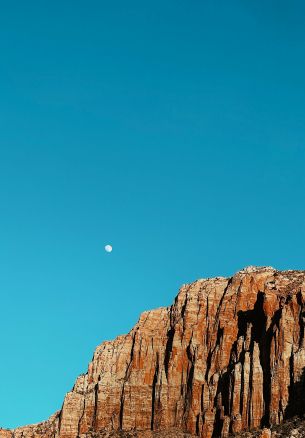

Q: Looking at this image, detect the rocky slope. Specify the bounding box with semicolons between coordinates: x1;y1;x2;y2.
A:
231;415;305;437
2;267;305;438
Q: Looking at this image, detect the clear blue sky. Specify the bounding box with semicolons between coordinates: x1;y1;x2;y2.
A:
1;0;305;429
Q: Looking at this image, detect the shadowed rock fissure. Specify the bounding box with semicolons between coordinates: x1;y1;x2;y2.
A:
164;327;175;379
78;395;86;436
236;292;272;428
151;354;160;431
297;291;305;349
93;381;99;430
119;332;138;429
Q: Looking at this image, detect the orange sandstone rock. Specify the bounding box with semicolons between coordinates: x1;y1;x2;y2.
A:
259;428;271;438
1;267;305;438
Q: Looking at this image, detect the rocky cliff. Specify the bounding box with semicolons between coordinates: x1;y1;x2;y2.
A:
2;267;305;438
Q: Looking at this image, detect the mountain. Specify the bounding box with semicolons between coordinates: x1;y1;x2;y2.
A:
1;266;305;438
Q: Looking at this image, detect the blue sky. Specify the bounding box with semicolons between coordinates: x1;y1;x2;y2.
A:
1;0;305;429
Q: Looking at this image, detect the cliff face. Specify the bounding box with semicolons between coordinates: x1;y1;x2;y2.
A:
2;267;305;438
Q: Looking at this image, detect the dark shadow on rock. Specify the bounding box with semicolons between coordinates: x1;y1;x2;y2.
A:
285;364;305;419
212;291;288;436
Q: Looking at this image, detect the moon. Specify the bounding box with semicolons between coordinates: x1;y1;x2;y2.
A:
105;244;113;253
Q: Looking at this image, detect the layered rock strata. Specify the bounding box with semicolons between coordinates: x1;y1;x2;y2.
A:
2;267;305;438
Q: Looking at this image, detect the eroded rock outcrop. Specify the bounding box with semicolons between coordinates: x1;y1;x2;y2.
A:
2;267;305;438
